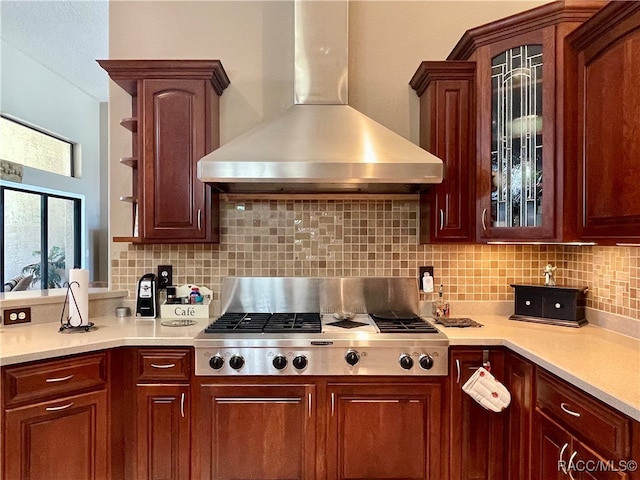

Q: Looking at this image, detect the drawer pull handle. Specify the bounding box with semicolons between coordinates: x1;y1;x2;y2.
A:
45;374;74;383
555;303;562;309
567;451;578;480
560;402;581;417
456;359;461;384
559;443;569;474
46;402;74;412
308;393;312;418
180;393;185;418
151;363;176;369
525;300;531;306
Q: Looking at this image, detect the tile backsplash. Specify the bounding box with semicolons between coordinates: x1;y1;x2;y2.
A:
111;199;638;320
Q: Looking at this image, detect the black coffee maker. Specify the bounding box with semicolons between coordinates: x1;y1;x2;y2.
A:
136;273;158;318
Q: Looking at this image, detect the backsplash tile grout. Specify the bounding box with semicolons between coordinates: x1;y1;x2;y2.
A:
111;199;638;321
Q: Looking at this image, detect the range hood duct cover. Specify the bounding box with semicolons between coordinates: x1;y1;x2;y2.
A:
197;1;443;194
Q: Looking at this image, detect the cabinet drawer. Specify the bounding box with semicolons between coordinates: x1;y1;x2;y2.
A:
542;291;582;321
136;348;191;383
3;352;108;407
514;288;543;317
536;370;630;459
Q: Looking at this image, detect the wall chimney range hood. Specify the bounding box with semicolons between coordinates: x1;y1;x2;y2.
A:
197;1;444;194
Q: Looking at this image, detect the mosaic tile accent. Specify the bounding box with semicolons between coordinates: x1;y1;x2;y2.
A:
111;200;639;321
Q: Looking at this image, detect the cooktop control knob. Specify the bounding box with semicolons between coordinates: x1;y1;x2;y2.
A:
273;355;288;370
209;355;225;370
399;354;414;370
292;355;308;370
345;350;360;366
229;355;245;370
419;354;434;370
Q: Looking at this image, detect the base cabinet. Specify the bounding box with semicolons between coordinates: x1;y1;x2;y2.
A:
136;385;190;480
449;348;506;480
196;382;316;480
326;382;443;480
2;352;109;480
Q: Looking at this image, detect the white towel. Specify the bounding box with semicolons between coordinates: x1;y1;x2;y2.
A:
462;367;511;412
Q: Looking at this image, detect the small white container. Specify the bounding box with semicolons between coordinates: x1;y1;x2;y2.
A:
160;284;213;319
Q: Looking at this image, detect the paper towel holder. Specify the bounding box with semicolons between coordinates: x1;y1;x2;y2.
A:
59;280;95;333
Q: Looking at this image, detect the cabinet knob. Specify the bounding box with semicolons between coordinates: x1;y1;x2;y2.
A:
525;300;531;306
555;302;562;309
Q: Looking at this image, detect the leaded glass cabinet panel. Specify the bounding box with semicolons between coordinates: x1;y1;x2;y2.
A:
491;45;543;229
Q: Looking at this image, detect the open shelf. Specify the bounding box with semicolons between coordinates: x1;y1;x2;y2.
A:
120;117;138;132
119;157;138;168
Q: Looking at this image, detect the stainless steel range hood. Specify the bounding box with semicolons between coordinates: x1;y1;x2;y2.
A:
197;0;443;194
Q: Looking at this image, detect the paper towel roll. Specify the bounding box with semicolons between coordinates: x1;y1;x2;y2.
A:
68;269;89;326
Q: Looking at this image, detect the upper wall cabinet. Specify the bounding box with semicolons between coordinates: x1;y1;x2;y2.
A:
445;1;605;242
567;2;640;245
98;60;230;244
411;62;476;243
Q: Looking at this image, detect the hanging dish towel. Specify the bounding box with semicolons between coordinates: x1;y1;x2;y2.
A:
462;367;511;412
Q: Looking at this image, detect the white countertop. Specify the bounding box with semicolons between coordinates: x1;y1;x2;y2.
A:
0;314;638;421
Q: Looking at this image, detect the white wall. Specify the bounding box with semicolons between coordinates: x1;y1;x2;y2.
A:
107;0;547;255
1;40;108;282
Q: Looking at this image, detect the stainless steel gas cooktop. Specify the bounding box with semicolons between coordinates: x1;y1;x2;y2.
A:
194;277;449;376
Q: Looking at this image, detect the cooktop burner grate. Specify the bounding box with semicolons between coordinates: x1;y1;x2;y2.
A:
370;314;440;333
204;312;321;333
263;313;322;333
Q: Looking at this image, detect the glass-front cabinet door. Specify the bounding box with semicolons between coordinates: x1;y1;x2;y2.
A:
491;45;543;229
478;34;555;241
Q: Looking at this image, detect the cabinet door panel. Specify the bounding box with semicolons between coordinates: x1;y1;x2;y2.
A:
533;411;573;480
327;382;443;480
4;390;108;480
142;78;208;240
505;351;534;480
198;383;315;480
136;385;190;480
575;5;640;241
449;349;505;480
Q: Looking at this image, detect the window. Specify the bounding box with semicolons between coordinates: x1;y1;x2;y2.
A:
1;186;81;290
0;116;74;177
1;116;82;291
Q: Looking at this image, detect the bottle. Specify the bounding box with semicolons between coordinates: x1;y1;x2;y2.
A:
189;287;203;304
432;283;450;317
422;271;434;293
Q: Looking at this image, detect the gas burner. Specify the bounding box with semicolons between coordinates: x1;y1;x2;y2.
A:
326;319;368;329
370;313;440;333
204;312;321;334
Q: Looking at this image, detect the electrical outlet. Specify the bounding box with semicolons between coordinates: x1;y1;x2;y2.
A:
419;266;435;292
3;307;31;325
157;265;173;289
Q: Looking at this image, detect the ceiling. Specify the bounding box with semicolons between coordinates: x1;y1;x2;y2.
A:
1;0;109;102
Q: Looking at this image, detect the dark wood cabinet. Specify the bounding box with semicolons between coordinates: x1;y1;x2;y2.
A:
411;62;476;243
134;348;192;480
136;385;190;480
568;2;640;244
196;382;316;480
532;369;635;480
2;353;109;480
326;381;444;480
98;60;229;243
448;348;506;480
504;350;535;480
444;1;604;242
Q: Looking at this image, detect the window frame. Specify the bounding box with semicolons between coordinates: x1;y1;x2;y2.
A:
1;181;83;290
0;114;75;178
